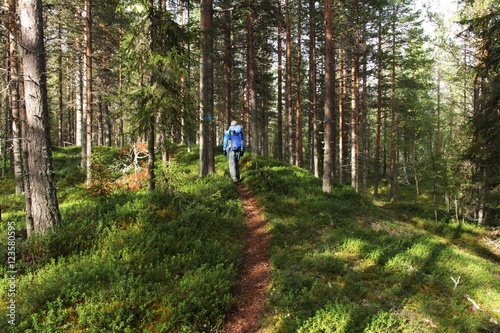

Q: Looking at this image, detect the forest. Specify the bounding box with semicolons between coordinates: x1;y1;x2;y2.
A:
0;0;500;332
1;0;500;230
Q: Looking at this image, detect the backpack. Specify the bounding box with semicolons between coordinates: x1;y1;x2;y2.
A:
228;125;243;151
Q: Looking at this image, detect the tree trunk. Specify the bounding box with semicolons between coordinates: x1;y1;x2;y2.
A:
477;169;486;225
413;139;420;200
148;116;155;192
434;63;442;221
309;0;319;177
84;0;93;186
223;2;232;125
19;0;61;235
22;101;34;236
66;63;73;145
285;0;293;164
338;47;345;184
389;5;397;200
361;53;368;191
2;93;8;178
374;17;382;198
350;0;360;193
277;0;284;161
263;92;269;156
75;28;83;148
6;0;24;195
295;0;303;167
247;5;258;154
199;0;215;177
57;21;64;147
351;50;359;193
323;0;335;193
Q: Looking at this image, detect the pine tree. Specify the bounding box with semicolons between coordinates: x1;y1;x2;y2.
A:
19;0;61;235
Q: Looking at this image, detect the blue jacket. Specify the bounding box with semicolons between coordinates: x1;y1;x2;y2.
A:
223;125;245;152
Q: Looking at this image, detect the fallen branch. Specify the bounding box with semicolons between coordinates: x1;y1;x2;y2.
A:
451;276;460;290
464;294;482;312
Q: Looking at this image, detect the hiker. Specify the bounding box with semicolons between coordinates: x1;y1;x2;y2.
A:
223;120;246;184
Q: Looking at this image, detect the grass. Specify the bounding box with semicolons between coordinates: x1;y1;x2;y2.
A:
0;147;499;332
241;155;500;333
0;146;246;332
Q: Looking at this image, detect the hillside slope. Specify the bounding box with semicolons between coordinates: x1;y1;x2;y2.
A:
0;146;499;332
240;154;500;333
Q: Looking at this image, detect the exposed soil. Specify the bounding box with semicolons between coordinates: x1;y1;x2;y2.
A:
222;185;271;333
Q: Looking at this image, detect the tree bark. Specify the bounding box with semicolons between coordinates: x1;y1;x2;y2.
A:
2;93;8;178
247;5;258;154
350;0;360;193
309;0;319;177
57;21;64;147
433;62;442;220
84;0;93;186
361;53;368;191
148;116;155;192
277;0;284;161
19;0;61;235
223;2;232;126
351;51;359;192
285;0;293;164
199;0;215;177
323;0;335;193
6;0;24;195
374;16;382;198
338;47;346;184
295;0;303;167
75;24;83;148
389;4;397;200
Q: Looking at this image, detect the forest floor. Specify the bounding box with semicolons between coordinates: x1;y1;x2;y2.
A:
222;185;271;333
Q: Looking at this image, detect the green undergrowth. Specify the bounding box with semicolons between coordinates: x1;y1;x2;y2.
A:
0;146;246;332
240;155;500;333
1;147;499;332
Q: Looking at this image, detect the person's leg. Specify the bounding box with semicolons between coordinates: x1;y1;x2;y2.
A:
228;150;238;183
234;152;240;182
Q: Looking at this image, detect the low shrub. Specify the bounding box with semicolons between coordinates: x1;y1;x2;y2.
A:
0;146;246;333
241;153;500;333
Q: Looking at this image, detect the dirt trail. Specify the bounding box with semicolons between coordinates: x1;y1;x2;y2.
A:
222;185;271;333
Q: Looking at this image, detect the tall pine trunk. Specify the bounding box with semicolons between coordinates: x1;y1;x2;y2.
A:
323;0;335;193
223;2;232;125
338;47;346;184
199;0;215;177
277;0;284;161
6;0;24;195
361;53;368;191
350;0;360;193
309;0;319;177
389;5;397;200
148;116;155;192
433;63;442;221
285;0;293;164
19;0;61;236
75;21;83;148
295;0;303;167
2;93;7;178
57;21;64;147
247;5;258;154
84;0;93;186
350;51;360;192
374;17;382;198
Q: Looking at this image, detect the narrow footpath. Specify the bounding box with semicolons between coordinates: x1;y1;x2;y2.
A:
222;185;271;333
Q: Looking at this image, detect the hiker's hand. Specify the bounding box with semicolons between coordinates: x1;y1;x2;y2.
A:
240;151;244;157
223;150;227;157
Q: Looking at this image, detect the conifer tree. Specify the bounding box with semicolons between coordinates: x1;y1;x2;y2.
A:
19;0;61;235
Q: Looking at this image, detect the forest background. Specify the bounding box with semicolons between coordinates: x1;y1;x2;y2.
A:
2;0;500;234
